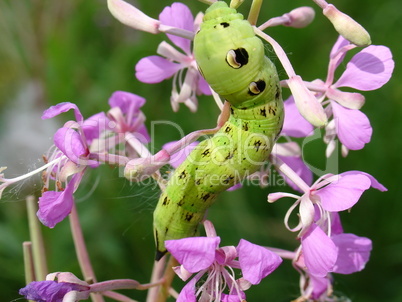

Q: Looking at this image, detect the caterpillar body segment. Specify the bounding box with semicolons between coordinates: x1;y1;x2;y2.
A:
153;1;284;259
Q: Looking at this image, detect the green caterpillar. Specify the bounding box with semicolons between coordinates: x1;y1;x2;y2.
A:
153;1;284;259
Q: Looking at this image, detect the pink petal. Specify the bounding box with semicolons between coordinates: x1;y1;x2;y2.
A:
331;101;372;150
332;233;372;274
315;174;371;212
237;239;282;285
197;75;212;95
82;112;109;144
42;102;83;123
165;237;220;273
329;36;350;68
309;275;331;300
37;175;78;228
330;212;344;235
326;87;365;110
301;224;338;277
282;96;314;137
135;56;182;83
221;291;247;302
54;127;88;165
176;278;197;302
108;91;146;113
340;170;387;192
336;45;394;91
159;3;194;54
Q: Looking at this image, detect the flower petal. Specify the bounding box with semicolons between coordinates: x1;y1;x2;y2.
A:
329;35;350;68
197;74;212;95
340;170;387;191
135;56;182;83
54;127;88;165
315;174;371;212
326;87;365;110
159;3;194;54
165;237;220;273
109;91;146;114
332;233;372;274
331;101;372;150
336;45;394;91
42;102;83;123
237;239;282;284
176;278;197;302
282;96;315;137
331;212;344;235
301;224;338;277
19;280;89;302
37;175;79;228
82;112;109;144
309;275;331;300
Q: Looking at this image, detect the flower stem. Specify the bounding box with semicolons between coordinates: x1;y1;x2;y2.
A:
22;242;36;284
156;256;179;302
26;195;48;280
270;154;310;192
146;258;166;302
248;0;263;25
69;203;104;302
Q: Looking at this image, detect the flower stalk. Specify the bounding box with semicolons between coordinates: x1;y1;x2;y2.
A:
26;196;48;281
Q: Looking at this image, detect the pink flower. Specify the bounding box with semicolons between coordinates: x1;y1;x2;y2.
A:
166;222;282;301
135;3;210;112
306;36;394;156
268;171;385;277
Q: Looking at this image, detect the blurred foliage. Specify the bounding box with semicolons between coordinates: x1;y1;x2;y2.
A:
0;0;401;301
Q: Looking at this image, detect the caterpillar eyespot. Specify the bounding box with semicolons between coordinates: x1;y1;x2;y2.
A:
226;48;249;68
249;80;266;95
153;1;284;259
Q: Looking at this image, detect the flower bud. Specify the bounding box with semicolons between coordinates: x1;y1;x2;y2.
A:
284;6;315;28
323;5;371;47
287;76;328;127
107;0;160;34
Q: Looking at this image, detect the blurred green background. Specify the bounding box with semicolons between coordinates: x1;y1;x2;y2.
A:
0;0;400;301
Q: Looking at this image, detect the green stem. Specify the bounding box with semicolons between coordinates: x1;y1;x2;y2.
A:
248;0;263;25
26;195;48;280
69;203;104;302
146;258;166;302
22;241;36;283
156;256;178;302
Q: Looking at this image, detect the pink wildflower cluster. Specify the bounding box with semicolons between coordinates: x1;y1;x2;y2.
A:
0;0;393;302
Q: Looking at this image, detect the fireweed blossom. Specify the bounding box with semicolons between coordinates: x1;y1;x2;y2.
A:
135;3;211;112
19;272;146;302
290;35;394;156
291;212;372;301
268;170;386;280
0;91;150;228
166;221;282;302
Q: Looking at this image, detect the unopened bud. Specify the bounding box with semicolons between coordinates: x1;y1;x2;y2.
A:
287;76;328;127
284;6;315;28
108;0;160;34
323;5;371;47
